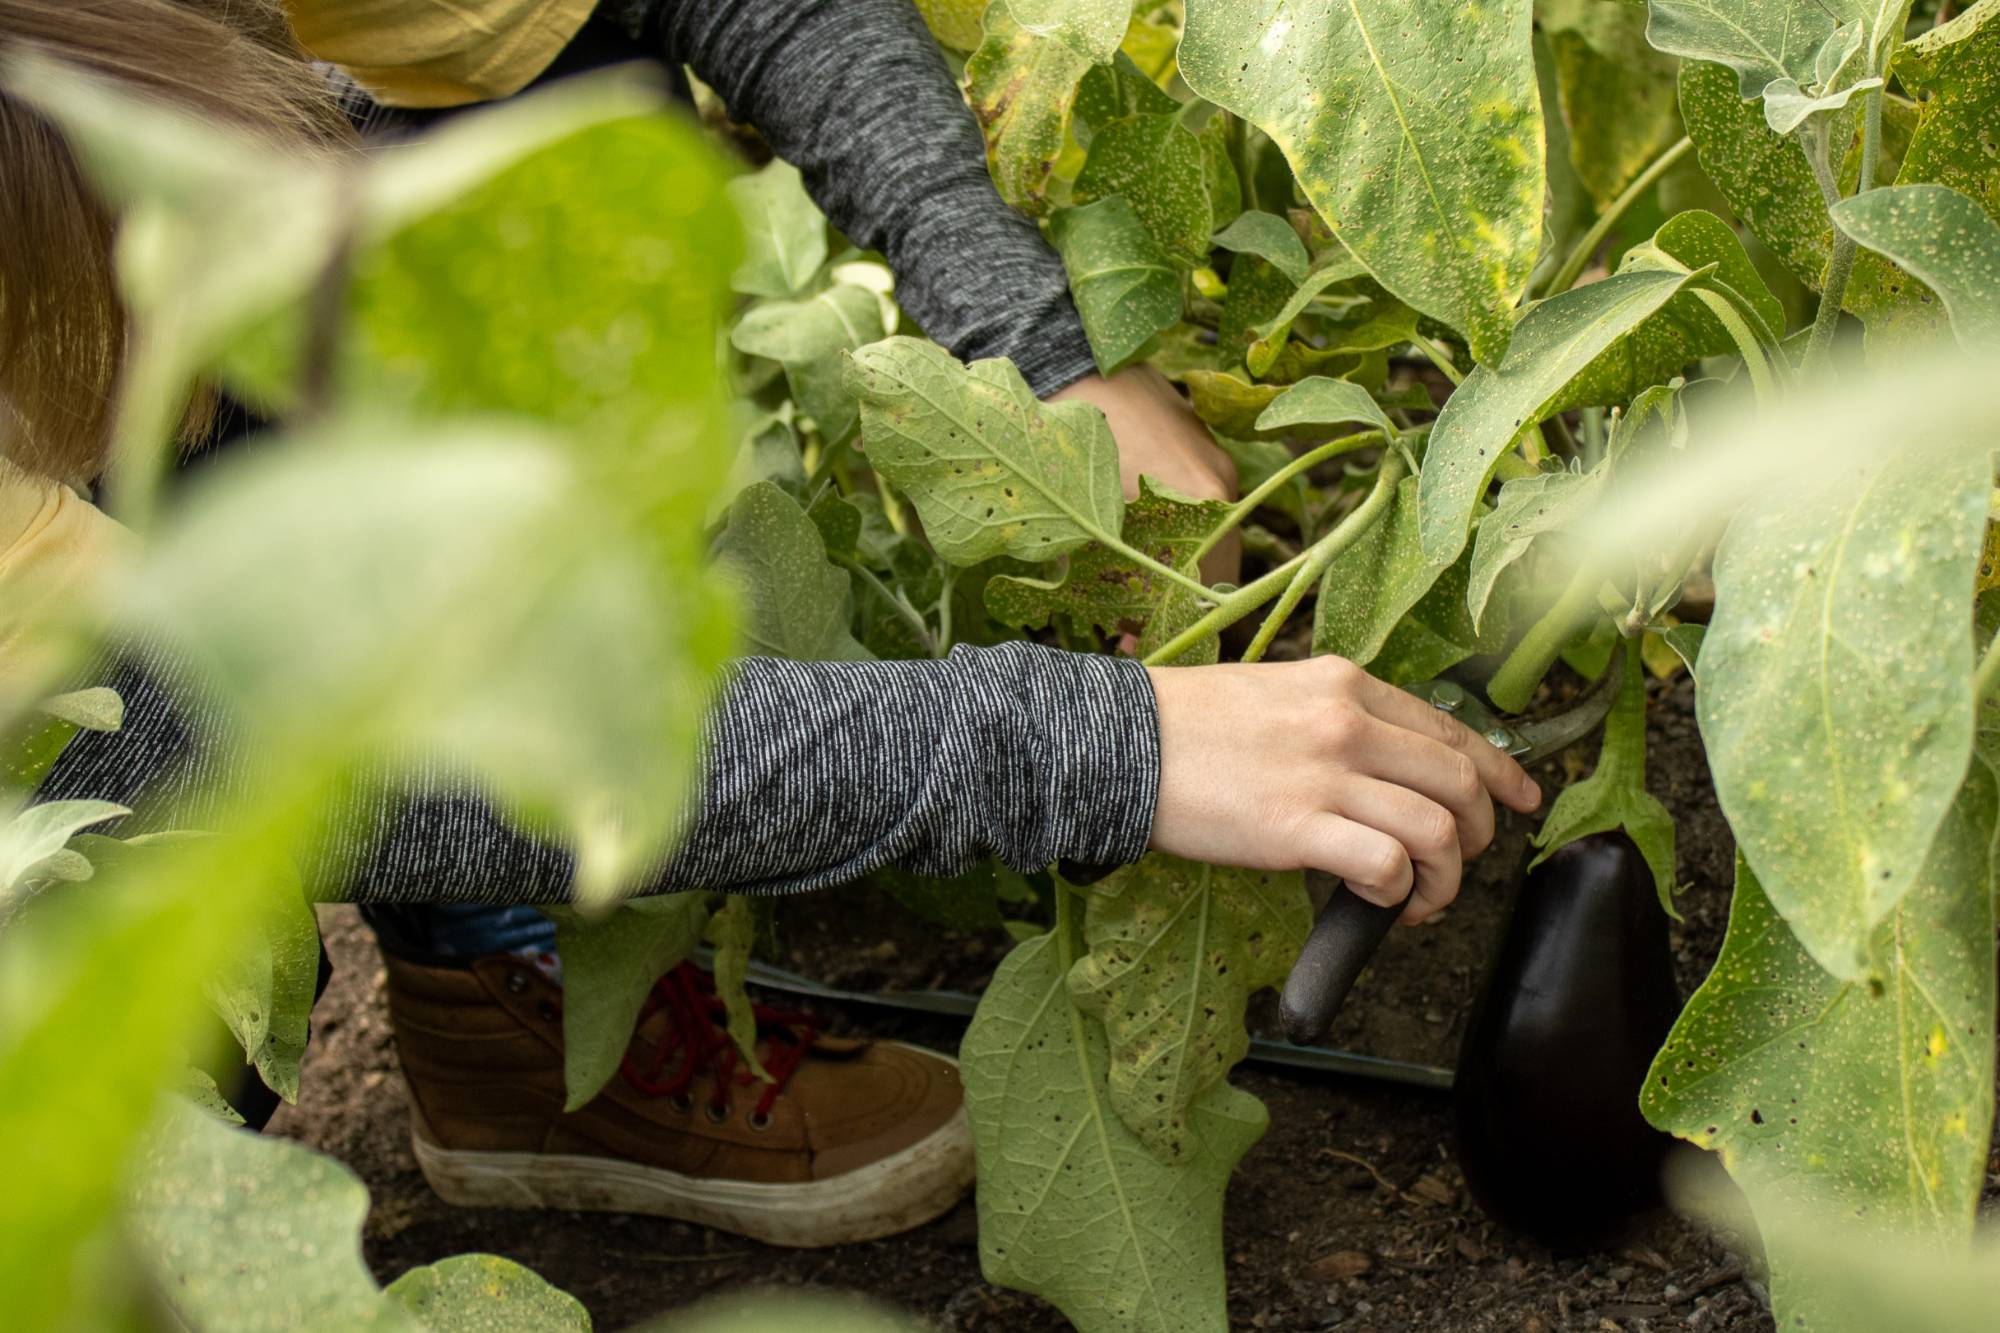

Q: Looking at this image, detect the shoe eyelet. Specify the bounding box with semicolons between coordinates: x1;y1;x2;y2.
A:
505;971;530;995
536;1001;559;1023
747;1110;773;1132
667;1092;694;1113
704;1101;733;1125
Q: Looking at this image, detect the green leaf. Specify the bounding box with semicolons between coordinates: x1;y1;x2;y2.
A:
1466;466;1600;632
714;482;869;661
1255;375;1394;439
387;1255;592;1332
1549;209;1783;413
1181;369;1283;437
1529;640;1679;912
1180;0;1546;365
1313;476;1450;668
1417;268;1696;563
1832;184;2000;348
0;798;126;894
845;338;1125;566
542;893;710;1109
1541;0;1686;208
1661;621;1706;679
963;925;1267;1333
1699;445;1988;978
1077;53;1181;133
704;895;771;1085
1643;764;1995;1332
39;686;123;732
201;867;319;1103
964;11;1094;218
121;422;738;905
1643;0;1839;97
655;1291;922;1333
128;1099;410;1331
1676;59;1931;326
0;830;287;1330
173;1068;246;1126
985;478;1228;638
728;159;827;299
1050;196;1186;374
1211;210;1309;285
874;861;1007;932
730;284;887;441
1003;0;1130;64
1761;74;1883;135
1243;259;1371;376
1895;2;2000;220
1215;253;1296;370
1072;112;1215;264
1067;856;1310;1163
1368;547;1512;687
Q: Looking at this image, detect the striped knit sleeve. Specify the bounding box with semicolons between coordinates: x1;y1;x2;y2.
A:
37;640;1160;903
622;0;1100;397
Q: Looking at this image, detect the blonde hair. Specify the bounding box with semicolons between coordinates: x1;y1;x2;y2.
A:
0;0;352;485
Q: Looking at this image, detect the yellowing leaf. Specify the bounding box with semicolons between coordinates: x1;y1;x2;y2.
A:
1180;0;1546;365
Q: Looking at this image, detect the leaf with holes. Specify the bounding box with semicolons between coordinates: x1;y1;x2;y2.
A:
1067;855;1310;1163
1698;444;1988;978
1180;0;1544;365
845;338;1126;566
1643;763;1995;1332
542;893;710;1109
964;924;1267;1333
964;12;1094;218
1050;196;1186;374
985;479;1228;638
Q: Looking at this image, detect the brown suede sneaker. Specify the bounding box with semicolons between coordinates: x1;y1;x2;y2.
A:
382;952;973;1247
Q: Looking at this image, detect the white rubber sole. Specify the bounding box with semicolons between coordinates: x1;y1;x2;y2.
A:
408;1089;974;1248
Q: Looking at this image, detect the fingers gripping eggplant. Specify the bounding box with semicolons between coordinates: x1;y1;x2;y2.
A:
1279;658;1625;1044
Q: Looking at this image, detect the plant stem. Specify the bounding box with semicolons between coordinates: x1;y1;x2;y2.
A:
1690;287;1781;404
837;554;937;656
1803;88;1882;370
1190;428;1402;564
876;470;909;537
1408;331;1464;386
1241;456;1407;663
1153;455;1407;668
1486;566;1606;714
1975;631;2000;710
1540;136;1693;298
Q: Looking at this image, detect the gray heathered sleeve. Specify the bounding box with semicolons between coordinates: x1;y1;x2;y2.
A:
624;0;1100;397
39;641;1160;903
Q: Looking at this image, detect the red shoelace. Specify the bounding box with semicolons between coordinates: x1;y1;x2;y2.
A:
618;963;818;1121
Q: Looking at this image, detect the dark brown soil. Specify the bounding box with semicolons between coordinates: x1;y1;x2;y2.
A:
270;677;1781;1332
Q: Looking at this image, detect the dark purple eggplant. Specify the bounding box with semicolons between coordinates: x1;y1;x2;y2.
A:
1453;832;1681;1252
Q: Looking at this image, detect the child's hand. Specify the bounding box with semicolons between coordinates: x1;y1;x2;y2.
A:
1146;657;1542;923
1049;365;1239;584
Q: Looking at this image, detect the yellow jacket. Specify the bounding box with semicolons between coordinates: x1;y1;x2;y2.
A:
285;0;596;108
